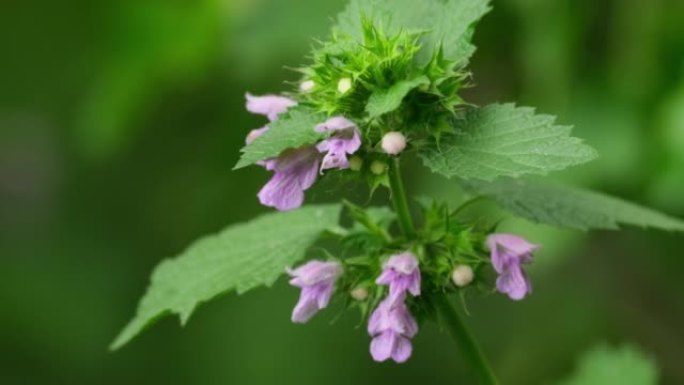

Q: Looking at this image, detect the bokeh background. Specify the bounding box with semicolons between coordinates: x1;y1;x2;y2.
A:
2;0;683;384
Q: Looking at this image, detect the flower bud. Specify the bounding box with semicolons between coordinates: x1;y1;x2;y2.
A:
451;265;474;287
337;77;352;94
349;156;363;171
381;131;407;155
350;287;369;301
300;80;315;92
370;160;388;175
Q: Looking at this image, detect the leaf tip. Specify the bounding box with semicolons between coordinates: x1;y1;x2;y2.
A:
179;307;195;326
232;158;249;170
108;320;138;352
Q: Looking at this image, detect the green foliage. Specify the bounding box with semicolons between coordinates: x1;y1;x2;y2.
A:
234;107;326;169
366;76;430;118
554;344;658;385
295;1;487;145
335;0;491;65
341;201;395;254
463;178;684;231
298;21;423;120
419;104;598;181
110;0;684;372
345;201;395;235
416;199;489;289
111;204;342;350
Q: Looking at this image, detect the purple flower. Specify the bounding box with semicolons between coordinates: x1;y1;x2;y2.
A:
245;93;296;121
244;93;296;169
486;234;539;301
368;298;418;363
315;116;362;172
369;252;421;363
376;252;421;306
287;260;343;323
258;147;321;211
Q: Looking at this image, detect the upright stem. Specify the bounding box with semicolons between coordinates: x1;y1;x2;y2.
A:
432;295;499;385
387;157;415;239
387;157;496;384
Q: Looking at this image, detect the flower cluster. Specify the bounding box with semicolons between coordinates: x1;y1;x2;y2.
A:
244;94;540;351
285;233;538;363
240;22;469;212
287;252;421;363
245;94;361;211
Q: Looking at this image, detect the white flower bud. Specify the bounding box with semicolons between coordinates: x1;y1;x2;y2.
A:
350;287;369;301
370;160;388;175
300;80;315;92
451;265;474;287
349;156;363;171
381;131;407;155
337;77;352;94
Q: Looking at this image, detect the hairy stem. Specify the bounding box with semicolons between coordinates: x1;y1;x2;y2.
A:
432;295;499;385
388;157;415;239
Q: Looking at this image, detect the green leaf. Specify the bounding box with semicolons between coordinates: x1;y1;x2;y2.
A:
234;107;326;169
111;204;342;350
554;344;658;385
462;178;684;231
419;103;598;181
344;200;395;234
335;0;491;65
366;76;430;118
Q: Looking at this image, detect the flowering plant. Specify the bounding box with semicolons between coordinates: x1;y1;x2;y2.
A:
111;1;684;383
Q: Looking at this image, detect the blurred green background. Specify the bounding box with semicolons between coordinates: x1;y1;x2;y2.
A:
1;0;683;384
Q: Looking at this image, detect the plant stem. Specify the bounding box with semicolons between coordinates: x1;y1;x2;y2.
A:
388;157;415;239
387;158;495;383
432;295;499;385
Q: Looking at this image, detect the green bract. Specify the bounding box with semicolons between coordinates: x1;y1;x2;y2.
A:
297;20;470;139
299;20;425;119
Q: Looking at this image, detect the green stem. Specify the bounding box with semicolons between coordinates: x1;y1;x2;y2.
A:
387;158;495;383
387;157;415;239
432;295;499;385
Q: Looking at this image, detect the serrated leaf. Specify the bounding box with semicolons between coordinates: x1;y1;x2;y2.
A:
111;204;342;350
420;103;598;181
335;0;491;65
554;344;658;385
366;76;430;118
462;178;684;231
234;107;326;169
